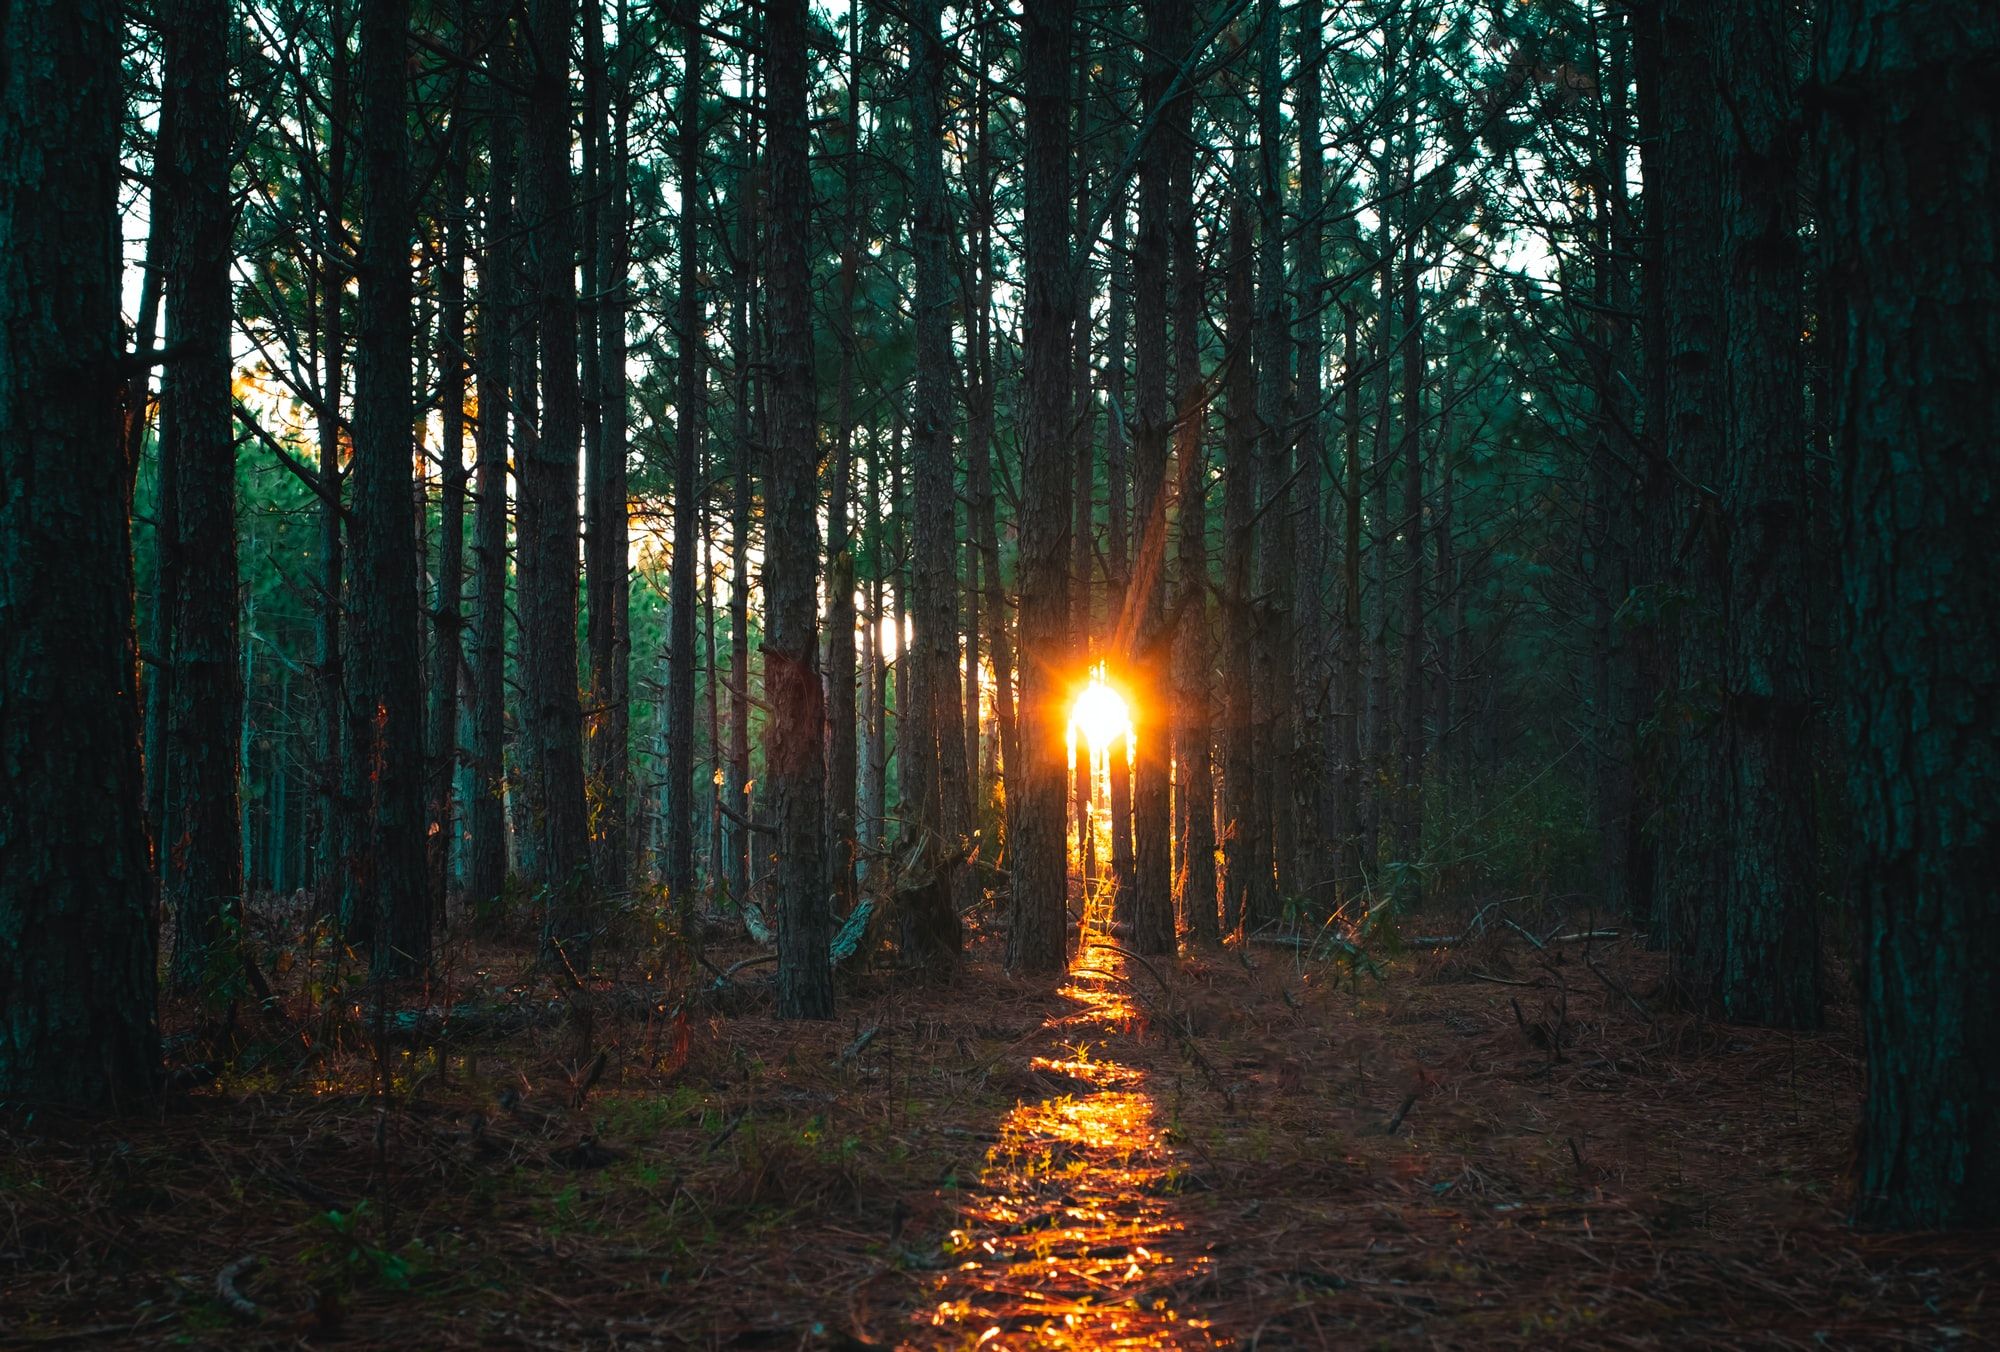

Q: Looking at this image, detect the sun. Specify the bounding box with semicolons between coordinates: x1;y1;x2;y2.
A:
1068;667;1133;758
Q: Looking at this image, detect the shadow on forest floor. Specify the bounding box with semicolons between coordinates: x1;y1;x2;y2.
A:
2;892;1995;1349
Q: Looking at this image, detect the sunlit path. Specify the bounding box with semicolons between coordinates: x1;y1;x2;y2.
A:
922;914;1225;1349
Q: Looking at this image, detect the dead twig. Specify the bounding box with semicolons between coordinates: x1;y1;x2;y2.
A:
215;1255;261;1322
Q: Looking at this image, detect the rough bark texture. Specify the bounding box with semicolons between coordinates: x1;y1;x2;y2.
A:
1007;0;1075;977
586;6;632;893
906;0;967;971
1820;0;1999;1229
429;26;470;915
520;0;595;965
1219;188;1260;937
765;0;832;1018
466;62;514;918
159;0;243;992
1166;0;1215;944
1712;0;1819;1029
1653;0;1727;1002
1125;0;1178;956
0;0;160;1107
351;0;432;976
665;5;703;916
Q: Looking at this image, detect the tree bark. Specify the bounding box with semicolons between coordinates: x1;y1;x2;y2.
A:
765;0;832;1018
665;3;704;919
351;0;431;976
1007;0;1076;976
159;0;243;992
906;0;967;970
1820;0;1999;1229
0;0;160;1107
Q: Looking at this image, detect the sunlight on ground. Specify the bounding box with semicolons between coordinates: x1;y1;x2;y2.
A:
926;897;1221;1349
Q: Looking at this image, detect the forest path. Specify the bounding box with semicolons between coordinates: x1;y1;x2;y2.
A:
918;928;1227;1349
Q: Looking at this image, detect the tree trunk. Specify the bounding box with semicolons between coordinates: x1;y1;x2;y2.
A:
765;0;832;1018
1165;0;1215;944
586;2;633;893
906;0;967;971
1007;0;1076;976
665;4;704;919
1219;173;1261;937
159;0;243;992
429;12;471;917
520;0;595;965
1712;0;1818;1029
1126;0;1180;956
0;0;160;1107
351;0;431;976
1819;0;2000;1229
466;42;514;919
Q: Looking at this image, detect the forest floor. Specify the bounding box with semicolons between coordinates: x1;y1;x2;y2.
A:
3;890;1994;1350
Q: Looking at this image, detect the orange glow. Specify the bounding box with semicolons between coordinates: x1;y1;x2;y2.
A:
1067;666;1133;759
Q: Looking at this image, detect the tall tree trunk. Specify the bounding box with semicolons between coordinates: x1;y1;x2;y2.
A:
907;0;969;967
1166;0;1215;944
352;0;431;976
665;4;704;919
586;2;633;892
466;45;514;918
1334;303;1364;899
724;74;755;912
1820;0;1999;1229
1713;0;1818;1029
521;0;595;965
1394;241;1425;882
0;0;160;1107
1104;202;1134;903
1249;0;1292;926
1294;0;1330;909
1007;0;1076;976
824;5;864;917
429;13;472;915
1219;183;1260;937
765;0;831;1018
1654;0;1727;1002
160;0;243;991
1125;0;1178;955
313;21;352;920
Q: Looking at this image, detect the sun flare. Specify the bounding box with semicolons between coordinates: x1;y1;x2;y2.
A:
1068;667;1134;758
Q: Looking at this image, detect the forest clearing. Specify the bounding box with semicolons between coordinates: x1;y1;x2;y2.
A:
2;0;1996;1345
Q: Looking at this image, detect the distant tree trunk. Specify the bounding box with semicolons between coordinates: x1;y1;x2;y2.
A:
351;0;431;976
1126;0;1179;956
1219;184;1260;937
968;51;1012;812
428;19;471;916
159;0;243;992
765;0;831;1018
1007;0;1075;976
1249;0;1292;927
724;79;755;912
466;52;514;918
1334;303;1364;898
824;7;864;918
665;3;704;919
1395;242;1425;882
585;3;632;893
1294;0;1330;909
1104;202;1134;903
1712;0;1818;1029
862;435;890;886
520;0;595;966
1820;0;1999;1229
906;0;968;969
1654;0;1727;1003
312;28;352;920
1361;237;1394;879
0;0;160;1107
1165;0;1215;943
